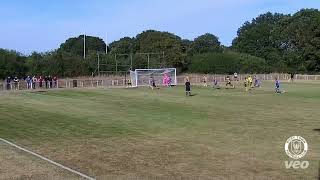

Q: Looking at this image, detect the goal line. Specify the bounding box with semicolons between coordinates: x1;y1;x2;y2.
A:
0;138;96;180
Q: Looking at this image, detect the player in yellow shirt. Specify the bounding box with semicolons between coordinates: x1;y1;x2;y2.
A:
244;77;249;91
248;75;253;88
127;79;132;88
203;75;208;87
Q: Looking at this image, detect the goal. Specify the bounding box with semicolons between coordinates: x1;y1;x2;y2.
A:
130;68;177;87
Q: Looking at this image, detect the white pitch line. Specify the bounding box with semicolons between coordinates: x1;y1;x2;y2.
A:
0;138;96;180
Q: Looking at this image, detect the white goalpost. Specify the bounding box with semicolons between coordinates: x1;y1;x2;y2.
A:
130;68;177;87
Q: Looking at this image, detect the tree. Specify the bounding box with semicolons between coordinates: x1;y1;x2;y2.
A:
187;51;268;74
109;37;135;54
274;9;320;72
134;30;187;68
58;35;106;56
0;49;27;79
189;33;222;54
26;52;45;75
2;9;320;79
181;39;192;53
232;12;286;66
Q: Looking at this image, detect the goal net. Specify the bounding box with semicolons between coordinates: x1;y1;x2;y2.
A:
130;68;177;87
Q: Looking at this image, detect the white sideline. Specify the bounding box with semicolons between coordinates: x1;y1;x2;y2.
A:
0;138;96;180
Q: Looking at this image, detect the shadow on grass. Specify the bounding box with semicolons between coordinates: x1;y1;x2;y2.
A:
189;94;198;97
313;129;320;133
30;91;48;94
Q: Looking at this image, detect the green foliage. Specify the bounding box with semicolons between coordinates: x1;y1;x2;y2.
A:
26;51;94;77
188;52;268;74
26;52;47;75
134;30;187;67
232;12;286;65
108;30;189;69
0;49;27;79
274;9;320;72
1;8;320;79
109;37;135;54
189;33;222;54
181;39;192;53
232;9;320;73
0;83;319;179
58;35;106;56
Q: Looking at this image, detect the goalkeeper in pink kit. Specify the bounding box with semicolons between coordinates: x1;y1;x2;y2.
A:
163;73;171;87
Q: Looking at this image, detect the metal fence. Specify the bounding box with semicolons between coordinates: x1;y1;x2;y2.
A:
0;79;128;91
1;73;320;91
178;73;320;85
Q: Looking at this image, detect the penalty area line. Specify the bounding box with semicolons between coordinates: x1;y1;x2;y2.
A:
0;138;96;180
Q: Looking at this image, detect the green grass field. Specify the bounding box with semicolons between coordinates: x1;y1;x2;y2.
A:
0;82;319;180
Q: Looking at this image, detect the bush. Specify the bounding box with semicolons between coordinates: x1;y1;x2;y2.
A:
0;49;28;79
187;51;270;74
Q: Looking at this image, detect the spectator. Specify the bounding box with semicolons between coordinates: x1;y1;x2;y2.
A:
48;75;53;88
53;76;58;88
32;76;37;89
25;76;32;89
39;76;43;88
45;76;49;89
6;76;11;90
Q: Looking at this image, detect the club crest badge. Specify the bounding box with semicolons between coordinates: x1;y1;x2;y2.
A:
284;136;308;159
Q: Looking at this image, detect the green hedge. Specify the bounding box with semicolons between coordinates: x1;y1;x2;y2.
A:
187;51;271;74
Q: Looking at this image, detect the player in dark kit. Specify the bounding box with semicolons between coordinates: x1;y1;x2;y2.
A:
149;76;157;90
290;73;295;83
275;78;281;93
185;77;191;96
225;76;235;88
13;77;19;90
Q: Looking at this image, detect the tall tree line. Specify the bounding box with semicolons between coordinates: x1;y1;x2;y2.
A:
232;8;320;73
0;8;319;79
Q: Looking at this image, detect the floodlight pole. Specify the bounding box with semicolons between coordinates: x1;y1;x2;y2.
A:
162;51;165;67
147;53;150;69
115;54;118;74
130;54;133;70
106;32;108;54
175;68;177;86
83;33;86;59
97;53;100;76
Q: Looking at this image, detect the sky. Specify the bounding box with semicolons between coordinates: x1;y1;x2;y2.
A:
0;0;319;54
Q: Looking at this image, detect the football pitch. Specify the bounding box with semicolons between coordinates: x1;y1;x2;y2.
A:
0;81;319;180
